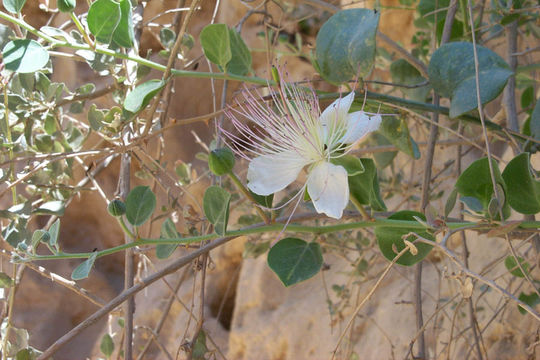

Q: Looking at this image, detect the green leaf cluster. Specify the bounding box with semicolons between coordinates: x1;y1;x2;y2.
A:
455;154;540;218
428;42;512;118
200;24;252;75
87;0;134;47
315;9;379;83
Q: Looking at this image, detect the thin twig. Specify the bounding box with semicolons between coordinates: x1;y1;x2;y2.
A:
118;152;135;360
415;2;458;356
18;258;107;308
56;83;117;107
185;254;208;360
503;19;519;133
414;235;540;321
135;326;174;360
136;267;190;360
466;0;501;209
142;0;201;137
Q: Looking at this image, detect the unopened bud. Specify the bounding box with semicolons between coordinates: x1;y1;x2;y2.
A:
208;148;235;176
108;199;126;217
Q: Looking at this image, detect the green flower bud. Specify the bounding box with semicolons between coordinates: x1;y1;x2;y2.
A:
32;229;50;245
108;199;126;217
208;148;235;176
58;0;76;12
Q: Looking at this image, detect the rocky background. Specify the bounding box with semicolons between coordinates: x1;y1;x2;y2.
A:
1;0;539;359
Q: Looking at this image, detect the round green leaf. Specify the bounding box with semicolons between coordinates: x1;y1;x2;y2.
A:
521;86;534;109
428;42;512;118
2;39;49;73
348;158;386;211
518;292;540;315
33;201;65;216
390;59;430;101
57;0;76;12
502;152;540;214
156;218;179;259
200;24;231;69
418;0;449;22
504;255;530;278
3;0;27;13
0;272;14;288
203;186;231;235
375;211;434;266
376;116;420;159
125;186;156;226
315;9;379;83
87;0;121;44
112;0;134;48
249;190;273;209
159;28;176;49
455;157;509;217
100;333;114;357
529;98;540;144
123;79;165;113
48;219;60;248
31;229;50;249
267;238;323;287
227;29;251;76
330;155;365;176
71;252;97;280
367;133;397;169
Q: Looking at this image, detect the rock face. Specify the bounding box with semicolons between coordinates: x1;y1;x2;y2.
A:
2;1;538;360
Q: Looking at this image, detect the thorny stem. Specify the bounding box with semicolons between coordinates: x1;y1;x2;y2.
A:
19;218;540;263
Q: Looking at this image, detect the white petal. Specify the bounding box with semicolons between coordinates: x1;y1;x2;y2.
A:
247;151;308;196
307;162;349;219
340;111;382;144
319;92;355;126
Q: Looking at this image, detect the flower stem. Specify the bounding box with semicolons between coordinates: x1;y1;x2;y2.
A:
117;216;136;240
228;172;271;224
350;197;372;220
